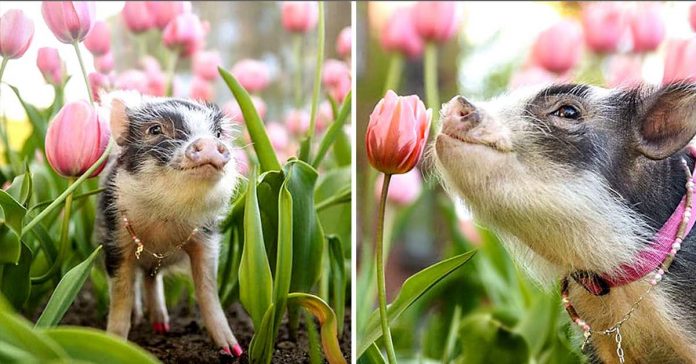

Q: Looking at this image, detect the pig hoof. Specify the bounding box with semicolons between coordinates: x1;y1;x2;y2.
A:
219;344;243;359
152;322;170;334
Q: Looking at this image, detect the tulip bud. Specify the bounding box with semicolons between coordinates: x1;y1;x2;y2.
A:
146;1;191;30
88;72;110;103
315;101;333;132
190;76;214;101
281;1;318;33
122;2;154;33
193;50;222;81
41;1;96;44
84;21;111;56
366;90;431;175
663;38;696;85
0;9;34;59
380;7;424;59
375;168;423;205
508;67;558;89
37;47;65;86
284;109;310;135
162;12;206;57
115;69;149;94
532;21;582;74
231;59;271;93
336;26;351;59
323;59;351;103
266;122;289;152
411;1;459;43
605;55;643;88
94;51;114;73
45;101;110;177
233;149;249;176
581;2;628;53
691;3;696;32
223;96;267;123
630;2;665;53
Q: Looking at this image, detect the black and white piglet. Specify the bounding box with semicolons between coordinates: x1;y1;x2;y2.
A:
434;83;696;363
95;92;243;357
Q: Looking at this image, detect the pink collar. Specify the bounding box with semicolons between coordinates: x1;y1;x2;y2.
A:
574;150;696;296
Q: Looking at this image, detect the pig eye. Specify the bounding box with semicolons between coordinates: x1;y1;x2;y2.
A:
216;130;222;138
551;105;581;120
147;125;163;135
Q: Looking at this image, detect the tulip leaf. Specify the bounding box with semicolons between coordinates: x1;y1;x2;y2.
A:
357;344;386;364
327;235;346;333
456;313;530;364
0;189;26;239
42;327;160;363
272;181;293;331
238;169;273;329
218;67;281;172
288;293;346;364
249;304;276;364
0;309;67;361
6;166;33;207
35;245;103;328
313;91;352;167
0;243;32;309
0;224;21;266
7;85;47;151
357;251;477;357
256;171;285;271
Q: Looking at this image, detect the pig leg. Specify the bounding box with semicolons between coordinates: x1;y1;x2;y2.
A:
186;239;243;357
144;273;170;334
132;269;143;325
106;260;136;338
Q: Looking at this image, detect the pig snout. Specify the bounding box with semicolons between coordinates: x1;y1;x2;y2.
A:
439;96;513;152
442;96;480;133
184;138;231;170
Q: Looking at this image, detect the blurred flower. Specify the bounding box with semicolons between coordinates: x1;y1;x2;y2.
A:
411;1;459;43
284;109;310;135
375;168;423;205
233;149;249;176
190;76;214;101
45;100;110;177
0;9;34;59
663;38;696;84
366;90;431;175
323;59;351;103
266;122;289;152
88;72;110;102
140;56;161;74
115;69;149;93
691;3;696;32
459;219;482;247
41;1;96;44
94;51;114;73
146;1;191;30
162;12;206;57
508;66;558;89
223;96;267;123
337;26;351;58
193;50;221;81
37;47;65;86
141;57;166;96
606;55;643;88
581;2;628;53
315;101;334;132
84;21;110;56
231;59;271;93
630;2;665;53
380;7;424;58
122;1;154;33
281;1;318;33
532;20;582;74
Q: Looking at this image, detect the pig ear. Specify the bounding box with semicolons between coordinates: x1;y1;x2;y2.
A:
635;83;696;160
110;98;130;146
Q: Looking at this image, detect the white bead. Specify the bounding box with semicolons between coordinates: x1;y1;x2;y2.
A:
654;273;662;281
688;181;695;189
673;242;682;250
135;238;141;244
193;228;199;233
650;279;658;286
684;211;691;220
670;248;678;256
658;269;664;275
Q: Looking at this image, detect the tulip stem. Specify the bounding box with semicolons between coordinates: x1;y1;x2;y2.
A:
73;42;94;105
376;173;397;364
305;2;325;142
293;34;303;108
166;51;179;97
22;142;113;238
0;57;8;85
424;41;439;114
384;53;403;94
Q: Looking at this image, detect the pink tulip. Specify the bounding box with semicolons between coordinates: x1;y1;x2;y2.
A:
45;101;110;177
231;59;271;93
193;50;221;81
366;90;431;175
140;56;161;74
532;20;583;74
122;2;154;33
315;101;333;132
84;21;110;56
190;76;214;101
223;96;267;123
266;122;289;152
233;149;249;176
459;219;482;247
323;59;351;103
115;70;149;94
691;3;696;32
94;51;114;73
663;38;696;84
0;9;34;59
375;168;423;205
284;109;310;135
146;1;191;30
37;47;65;86
41;1;96;44
162;12;206;57
336;26;351;58
281;1;318;33
381;8;424;59
141;57;166;96
508;67;558;89
630;3;665;53
581;2;628;53
411;1;459;43
606;55;643;88
88;72;110;102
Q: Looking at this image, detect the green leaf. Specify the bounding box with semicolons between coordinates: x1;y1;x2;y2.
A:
7;85;47;152
6;166;32;206
0;224;21;265
218;67;280;172
1;243;32;309
238;169;273;329
272;181;293;331
0;308;67;361
42;326;160;363
357;251;477;356
456;314;530;364
248;304;276;364
256;171;285;272
327;236;346;333
288;293;346;364
312;91;352;167
357;344;386;364
35;246;103;328
0;189;26;239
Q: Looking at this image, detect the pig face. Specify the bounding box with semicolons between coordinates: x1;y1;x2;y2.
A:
434;83;696;278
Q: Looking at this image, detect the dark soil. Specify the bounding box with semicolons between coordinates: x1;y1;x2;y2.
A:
58;289;351;363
